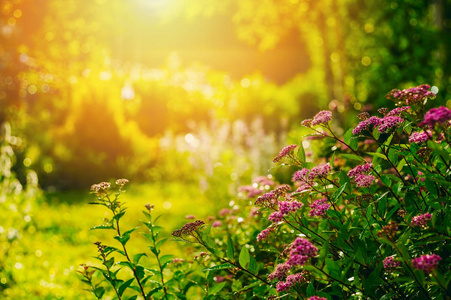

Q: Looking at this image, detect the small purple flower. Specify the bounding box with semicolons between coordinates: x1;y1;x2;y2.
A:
288;237;318;266
252;176;275;186
311;110;332;126
412;254;441;273
257;227;274;242
383;256;401;271
219;208;231;216
285;273;303;285
411;213;432;227
409;131;431;144
355;174;376;187
292;168;310;182
353;116;381;135
278;201;303;216
308;163;332;180
421;106;451;127
309;198;331;217
308;297;327;300
348;163;373;178
273;144;297;163
387;84;435;105
387;106;410;117
212;221;222;227
276;281;290;292
378;116;404;133
238;185;263;198
268;262;291;280
268;211;284;223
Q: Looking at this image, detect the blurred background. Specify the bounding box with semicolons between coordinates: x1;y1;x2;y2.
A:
0;0;450;298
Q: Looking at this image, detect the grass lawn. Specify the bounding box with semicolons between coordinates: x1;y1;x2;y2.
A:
4;182;216;299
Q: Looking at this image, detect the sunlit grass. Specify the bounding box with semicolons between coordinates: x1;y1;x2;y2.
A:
5;182;213;300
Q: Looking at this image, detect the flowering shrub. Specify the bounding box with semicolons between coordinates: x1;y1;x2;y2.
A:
80;84;450;299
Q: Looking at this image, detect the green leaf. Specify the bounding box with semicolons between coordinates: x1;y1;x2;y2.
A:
112;211;126;222
208;282;226;295
306;282;315;297
156;238;168;251
203;263;234;272
103;257;114;269
297;142;305;162
239;247;250;269
388;148;398;165
248;255;258;274
159;254;174;266
226;236;234;260
236;281;260;292
118;278;135;297
133;253;147;264
367;152;387;160
344;128;353;142
332;182;347;202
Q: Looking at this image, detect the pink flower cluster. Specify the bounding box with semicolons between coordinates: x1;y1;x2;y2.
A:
387;84;435;105
268;211;284;223
409;131;431;144
275;273;303;292
383;256;401;271
268;262;291;280
309;198;331;217
387;106;410;117
421;106;451;127
311;110;332;126
257;227;275;242
292;168;310;182
308;163;332;180
347;163;373;177
288;237;318;266
307;297;327;300
411;213;432;227
278;201;303;215
355;174;376;187
273;144;297;163
353;116;381;135
412;254;441;273
378;116;404;133
347;163;375;187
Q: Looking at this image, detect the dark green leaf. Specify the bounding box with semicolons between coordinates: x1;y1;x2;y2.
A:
226;236;234;260
118;278;134;297
239;247;250;269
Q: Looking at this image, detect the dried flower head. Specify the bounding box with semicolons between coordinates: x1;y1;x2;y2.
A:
145;203;155;211
378;107;389;116
377;221;398;239
357;112;370;120
116;178;129;186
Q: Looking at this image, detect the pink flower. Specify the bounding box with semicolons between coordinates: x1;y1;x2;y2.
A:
355;174;376;187
348;163;373;178
273;144;297;163
309;198;331;217
238;185;263;198
378;116;404;133
353;116;381;135
219;208;231;216
268;211;284;223
257;227;274;242
278;201;303;216
308;163;332;180
409;131;431;144
411;213;432;227
387;84;435;105
185;215;196;219
308;297;327;300
412;254;441;273
212;221;222;227
275;273;303;292
252;176;275;186
421;106;451;127
311;110;332;126
387;106;410;117
383;256;401;271
268;262;291;280
288;237;318;266
292;168;310;182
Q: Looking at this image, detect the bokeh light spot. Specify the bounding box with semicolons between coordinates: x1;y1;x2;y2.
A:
27;85;37;94
361;56;371;66
431;86;438;94
23;157;32;167
240;78;251;88
163;201;172;209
